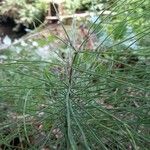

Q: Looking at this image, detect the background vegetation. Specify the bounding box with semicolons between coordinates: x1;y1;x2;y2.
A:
0;0;47;30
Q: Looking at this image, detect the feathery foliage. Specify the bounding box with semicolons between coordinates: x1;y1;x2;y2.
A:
0;0;150;149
